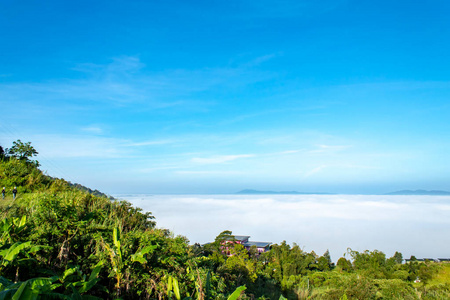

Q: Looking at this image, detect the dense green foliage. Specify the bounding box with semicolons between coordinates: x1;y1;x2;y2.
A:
0;140;449;299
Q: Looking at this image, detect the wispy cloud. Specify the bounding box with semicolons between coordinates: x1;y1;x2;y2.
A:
240;53;278;68
137;165;182;173
31;134;127;159
80;126;104;135
302;163;381;179
123;140;176;147
278;150;300;154
303;165;328;178
191;154;255;164
0;55;277;114
309;144;352;154
175;170;242;175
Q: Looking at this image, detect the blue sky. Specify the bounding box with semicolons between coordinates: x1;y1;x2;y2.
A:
1;0;450;194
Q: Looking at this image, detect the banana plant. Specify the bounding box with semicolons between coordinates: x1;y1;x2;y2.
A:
166;275;196;300
0;262;105;299
0;276;60;300
102;227;123;295
130;245;157;264
0;242;33;268
0;241;44;277
59;262;105;295
0;215;44;280
101;226;157;297
0;216;27;245
0;276;102;299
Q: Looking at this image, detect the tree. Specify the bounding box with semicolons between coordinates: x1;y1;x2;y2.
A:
317;250;333;271
220;243;256;285
347;249;388;278
418;263;433;285
8;140;38;161
393;251;403;264
215;230;234;244
336;257;353;272
211;230;235;256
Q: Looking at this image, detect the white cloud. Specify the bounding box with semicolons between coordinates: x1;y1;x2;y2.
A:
121;194;450;261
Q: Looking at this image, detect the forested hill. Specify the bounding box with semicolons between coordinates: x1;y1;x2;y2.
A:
66;181;114;199
1;140;450;299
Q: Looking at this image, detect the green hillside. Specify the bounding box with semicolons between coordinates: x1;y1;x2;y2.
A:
0;141;449;299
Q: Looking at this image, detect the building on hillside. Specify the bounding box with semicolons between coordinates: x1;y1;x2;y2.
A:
404;258;447;263
222;235;271;256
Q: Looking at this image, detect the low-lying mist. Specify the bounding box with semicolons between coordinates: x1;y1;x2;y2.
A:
118;194;450;262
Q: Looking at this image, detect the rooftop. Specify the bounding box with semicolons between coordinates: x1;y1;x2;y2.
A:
242;241;271;248
232;235;250;242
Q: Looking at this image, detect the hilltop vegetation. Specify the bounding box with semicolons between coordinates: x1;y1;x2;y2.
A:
0;140;449;299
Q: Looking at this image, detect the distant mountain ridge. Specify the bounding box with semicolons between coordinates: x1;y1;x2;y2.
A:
384;189;450;195
236;189;450;196
236;189;333;195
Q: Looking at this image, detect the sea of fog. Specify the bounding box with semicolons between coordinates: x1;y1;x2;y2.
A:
114;194;450;262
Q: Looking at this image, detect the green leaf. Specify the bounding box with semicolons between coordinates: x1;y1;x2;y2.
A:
113;228;120;249
80;296;103;300
130;245;157;264
12;281;38;300
38;292;66;299
173;277;180;300
88;262;103;282
130;255;146;264
0;289;16;300
205;271;211;300
112;228;122;260
78;279;99;294
0;220;12;233
140;245;157;255
69;286;82;300
167;276;173;296
227;286;246;300
29;277;55;289
79;266;103;295
1;242;32;266
63;268;78;281
0;276;13;288
13;216;26;228
279;296;288;300
29;245;47;253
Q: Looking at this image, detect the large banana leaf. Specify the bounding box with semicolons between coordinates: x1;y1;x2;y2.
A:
0;242;32;267
227;286;246;300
